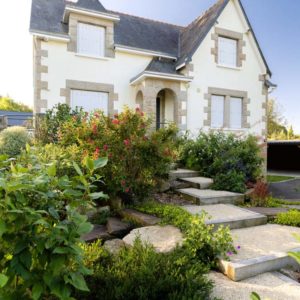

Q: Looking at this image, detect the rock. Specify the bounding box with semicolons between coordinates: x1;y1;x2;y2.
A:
158;181;171;193
82;225;112;242
104;239;125;255
107;217;132;237
123;225;183;253
120;209;161;226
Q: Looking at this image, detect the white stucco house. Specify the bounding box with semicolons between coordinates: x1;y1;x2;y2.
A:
30;0;275;140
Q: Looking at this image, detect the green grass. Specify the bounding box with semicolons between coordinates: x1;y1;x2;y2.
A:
267;175;294;183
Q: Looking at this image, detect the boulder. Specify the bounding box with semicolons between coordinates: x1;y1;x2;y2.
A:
158;181;171;193
107;217;132;237
123;225;183;253
104;239;125;255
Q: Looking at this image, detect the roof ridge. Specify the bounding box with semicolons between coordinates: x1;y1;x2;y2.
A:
108;10;184;29
184;0;225;31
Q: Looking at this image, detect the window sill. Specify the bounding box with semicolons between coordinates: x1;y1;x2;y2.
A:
217;64;241;71
75;53;113;61
211;127;246;132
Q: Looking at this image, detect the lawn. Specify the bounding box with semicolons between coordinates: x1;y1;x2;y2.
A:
267;175;295;183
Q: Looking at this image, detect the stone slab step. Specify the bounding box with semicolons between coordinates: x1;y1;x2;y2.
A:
178;188;244;205
246;207;289;220
219;224;300;281
183;204;267;230
169;169;199;180
107;217;132;237
180;177;213;189
120;209;161;226
209;271;300;300
82;224;113;242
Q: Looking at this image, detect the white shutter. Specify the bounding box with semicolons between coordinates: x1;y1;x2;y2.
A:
77;23;105;57
71;90;108;115
218;37;237;67
229;97;242;129
211;95;224;128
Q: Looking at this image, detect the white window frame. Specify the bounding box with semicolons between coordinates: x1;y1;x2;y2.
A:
77;23;105;58
70;89;109;115
211;95;225;128
229;97;242;129
218;36;238;68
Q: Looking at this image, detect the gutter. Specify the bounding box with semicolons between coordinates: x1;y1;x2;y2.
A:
130;71;193;85
115;45;177;60
30;30;70;42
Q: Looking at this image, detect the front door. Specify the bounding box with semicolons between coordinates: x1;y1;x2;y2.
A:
156;97;161;130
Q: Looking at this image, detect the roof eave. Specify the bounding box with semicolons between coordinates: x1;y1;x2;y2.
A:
63;5;120;23
30;30;71;42
115;45;177;60
130;71;193;85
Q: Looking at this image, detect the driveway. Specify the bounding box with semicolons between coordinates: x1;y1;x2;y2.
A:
269;179;300;201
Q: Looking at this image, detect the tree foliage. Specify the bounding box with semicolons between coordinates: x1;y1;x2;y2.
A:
267;99;287;139
0;97;32;112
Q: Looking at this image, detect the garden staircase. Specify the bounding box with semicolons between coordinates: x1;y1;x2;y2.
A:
170;169;300;283
170;169;244;205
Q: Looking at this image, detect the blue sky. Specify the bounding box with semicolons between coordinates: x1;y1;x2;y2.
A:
0;0;299;132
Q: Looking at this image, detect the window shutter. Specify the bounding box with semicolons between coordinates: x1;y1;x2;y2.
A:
229;97;242;129
211;95;224;128
71;90;109;114
218;37;237;67
77;23;105;57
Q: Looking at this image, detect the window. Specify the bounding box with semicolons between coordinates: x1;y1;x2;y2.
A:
211;95;224;128
218;37;237;67
229;97;242;129
77;23;105;57
71;90;108;114
211;95;243;129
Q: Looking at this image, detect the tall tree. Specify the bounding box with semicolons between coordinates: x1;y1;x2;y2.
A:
0;97;32;112
267;99;287;139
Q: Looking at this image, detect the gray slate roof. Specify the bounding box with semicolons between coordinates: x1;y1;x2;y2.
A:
30;0;271;75
145;58;179;75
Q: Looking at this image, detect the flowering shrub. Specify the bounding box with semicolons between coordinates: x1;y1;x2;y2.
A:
57;107;178;202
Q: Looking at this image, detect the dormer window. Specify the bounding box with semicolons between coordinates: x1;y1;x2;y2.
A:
218;36;237;67
77;23;105;57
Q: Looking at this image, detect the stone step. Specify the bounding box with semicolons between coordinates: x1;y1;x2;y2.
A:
219;224;300;281
180;177;213;189
183;204;267;230
178;188;244;205
210;271;300;300
82;224;113;242
169;169;199;180
119;208;161;226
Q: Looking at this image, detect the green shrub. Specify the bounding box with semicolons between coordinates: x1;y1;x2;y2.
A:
275;210;300;227
0;148;108;299
35;103;82;144
180;131;263;192
57;107;178;202
76;239;213;300
212;170;246;193
134;201;235;267
0;126;31;157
